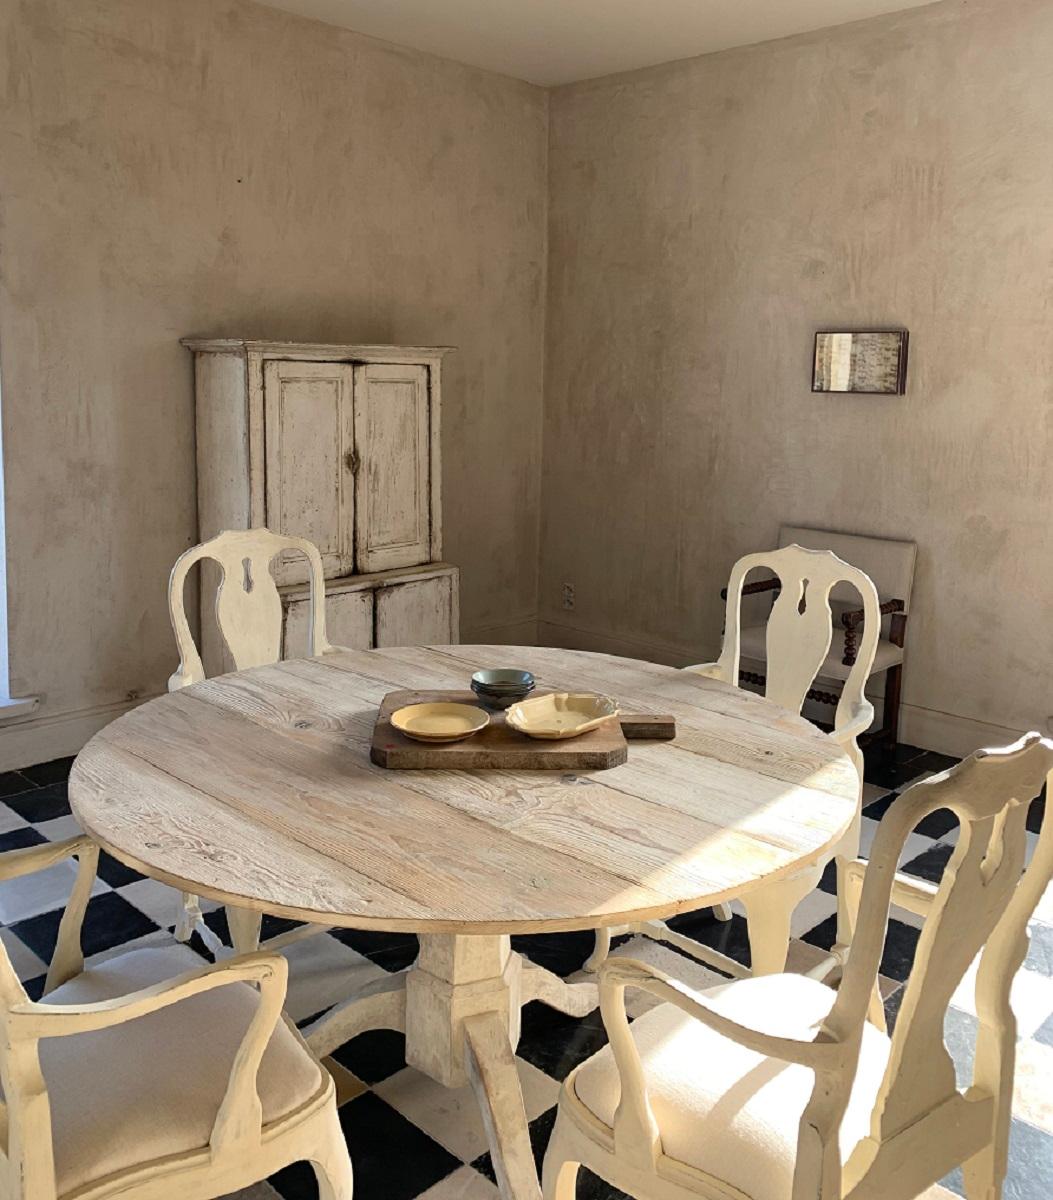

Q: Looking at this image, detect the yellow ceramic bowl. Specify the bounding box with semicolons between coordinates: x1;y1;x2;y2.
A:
390;702;490;743
505;692;619;740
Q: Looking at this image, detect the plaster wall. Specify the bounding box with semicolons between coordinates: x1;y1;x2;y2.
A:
0;0;547;763
542;0;1053;753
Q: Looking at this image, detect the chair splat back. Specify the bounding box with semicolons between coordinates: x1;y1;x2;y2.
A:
713;544;880;733
168;528;333;690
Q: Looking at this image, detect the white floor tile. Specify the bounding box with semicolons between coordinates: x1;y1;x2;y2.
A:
950;961;1053;1039
789;887;838;938
0;804;30;835
1;926;47;981
117;877;186;927
35;814;85;842
858;816;933;867
861;781;889;806
376;1058;558;1162
417;1166;501;1200
0;860;108;925
279;932;391;1023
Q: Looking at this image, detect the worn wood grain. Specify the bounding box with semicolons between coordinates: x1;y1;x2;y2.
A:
69;646;858;935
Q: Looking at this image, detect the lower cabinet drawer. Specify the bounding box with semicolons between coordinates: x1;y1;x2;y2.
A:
282;587;374;658
375;572;457;648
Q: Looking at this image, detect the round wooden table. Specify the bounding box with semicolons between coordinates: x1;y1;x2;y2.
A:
70;645;858;1200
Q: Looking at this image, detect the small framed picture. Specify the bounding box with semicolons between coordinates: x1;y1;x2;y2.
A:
812;330;909;395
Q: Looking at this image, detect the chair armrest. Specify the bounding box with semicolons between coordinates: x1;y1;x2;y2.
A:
0;836;100;995
10;951;290;1155
9;951;284;1036
0;835;96;883
600;957;840;1067
596;956;842;1169
841;598;905;666
832;700;875;747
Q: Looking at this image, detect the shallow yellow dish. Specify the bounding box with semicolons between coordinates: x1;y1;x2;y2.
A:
390;702;490;743
505;692;620;740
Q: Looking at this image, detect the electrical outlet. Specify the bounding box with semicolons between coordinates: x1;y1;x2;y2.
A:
562;582;576;610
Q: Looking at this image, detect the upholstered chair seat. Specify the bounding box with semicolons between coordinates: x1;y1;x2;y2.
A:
572;973;891;1200
738;623;905;684
24;944;323;1195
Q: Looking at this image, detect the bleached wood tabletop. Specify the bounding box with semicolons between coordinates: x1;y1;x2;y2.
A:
69;645;859;1200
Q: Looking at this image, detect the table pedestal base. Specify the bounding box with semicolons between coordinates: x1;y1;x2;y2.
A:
303;934;598;1200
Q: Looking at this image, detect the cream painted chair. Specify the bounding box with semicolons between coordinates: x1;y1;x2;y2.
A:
741;526;917;751
588;544;881;978
0;833;352;1200
546;733;1053;1200
168;528;343;954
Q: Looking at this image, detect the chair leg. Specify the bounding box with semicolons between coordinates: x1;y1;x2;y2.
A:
883;663;903;751
311;1105;354;1200
584;928;612;973
542;1118;581;1200
713;902;733;922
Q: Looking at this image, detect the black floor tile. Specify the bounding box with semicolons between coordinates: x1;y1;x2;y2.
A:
664;910;753;970
331;927;419;971
804;914;920;982
513;932;595;978
0;827;48;852
1029;791;1046;835
901;842;954;884
95;850;145;888
3;782;71;823
22;975;46;1001
268;1160;321;1199
517;999;611;1081
331;1028;407;1084
473;1106;557;1185
342;1092;460;1200
913;807;960;840
0;771;37;799
18;757;75;787
10;891;158;962
863;744;929;790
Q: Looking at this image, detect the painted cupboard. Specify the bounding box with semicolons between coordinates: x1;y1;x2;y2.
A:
183;339;459;668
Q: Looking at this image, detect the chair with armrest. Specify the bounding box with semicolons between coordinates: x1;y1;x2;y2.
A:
168;527;345;954
738;525;917;751
546;732;1053;1200
587;543;880;979
0;833;352;1200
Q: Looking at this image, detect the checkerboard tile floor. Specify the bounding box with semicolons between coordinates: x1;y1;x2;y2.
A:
0;745;1050;1200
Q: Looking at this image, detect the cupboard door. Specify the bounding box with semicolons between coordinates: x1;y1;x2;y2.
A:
353;363;430;573
282;588;374;659
375;574;457;648
264;360;355;584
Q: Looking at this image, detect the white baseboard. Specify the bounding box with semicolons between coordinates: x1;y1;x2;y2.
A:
536;619;691;667
463;616;539;646
537;617;1032;759
897;702;1029;760
0;695;157;772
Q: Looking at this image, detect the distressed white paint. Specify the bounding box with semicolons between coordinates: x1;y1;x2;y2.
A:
545;735;1053;1200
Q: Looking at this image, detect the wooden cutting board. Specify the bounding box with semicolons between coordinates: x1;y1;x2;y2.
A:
370;689;630;770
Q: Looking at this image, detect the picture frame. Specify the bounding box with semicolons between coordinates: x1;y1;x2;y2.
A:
812;329;909;395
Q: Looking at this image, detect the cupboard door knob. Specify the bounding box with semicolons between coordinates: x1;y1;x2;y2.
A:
345;449;360;474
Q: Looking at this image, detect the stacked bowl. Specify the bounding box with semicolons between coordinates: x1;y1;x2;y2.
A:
470;668;536;710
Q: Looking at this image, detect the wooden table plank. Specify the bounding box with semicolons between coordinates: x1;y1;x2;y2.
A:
69;646;858;935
